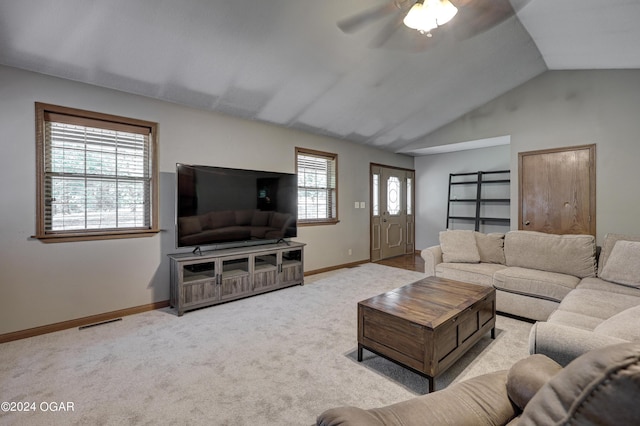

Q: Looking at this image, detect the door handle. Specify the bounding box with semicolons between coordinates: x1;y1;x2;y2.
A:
524;220;530;226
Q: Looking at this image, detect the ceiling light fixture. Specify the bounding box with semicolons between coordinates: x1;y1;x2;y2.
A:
403;0;458;35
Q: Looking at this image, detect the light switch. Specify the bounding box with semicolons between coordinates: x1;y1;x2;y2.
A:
360;202;365;209
354;201;359;209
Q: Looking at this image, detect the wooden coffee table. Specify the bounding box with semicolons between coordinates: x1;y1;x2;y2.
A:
357;276;496;392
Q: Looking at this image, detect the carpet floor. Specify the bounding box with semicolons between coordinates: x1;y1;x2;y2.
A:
0;264;533;425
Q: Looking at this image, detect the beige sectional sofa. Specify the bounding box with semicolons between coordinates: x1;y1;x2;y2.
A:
422;230;598;321
422;230;640;364
317;342;640;426
529;233;640;364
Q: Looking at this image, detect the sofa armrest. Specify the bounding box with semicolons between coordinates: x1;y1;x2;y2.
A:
421;245;443;276
317;370;517;426
506;354;562;411
528;321;628;366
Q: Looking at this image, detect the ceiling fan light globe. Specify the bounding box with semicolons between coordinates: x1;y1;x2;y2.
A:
403;0;458;33
403;3;437;32
434;0;458;26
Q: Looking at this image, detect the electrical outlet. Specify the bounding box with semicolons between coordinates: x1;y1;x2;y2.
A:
354;201;359;209
348;249;352;255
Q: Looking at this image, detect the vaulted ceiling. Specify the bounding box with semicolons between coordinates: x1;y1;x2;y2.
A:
1;0;639;155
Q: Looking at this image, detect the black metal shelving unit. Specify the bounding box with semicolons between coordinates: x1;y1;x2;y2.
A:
446;170;511;231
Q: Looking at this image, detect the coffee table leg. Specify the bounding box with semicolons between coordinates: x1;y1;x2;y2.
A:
357;344;363;362
491;327;496;339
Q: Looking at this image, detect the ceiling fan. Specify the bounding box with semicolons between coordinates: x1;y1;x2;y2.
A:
338;0;527;50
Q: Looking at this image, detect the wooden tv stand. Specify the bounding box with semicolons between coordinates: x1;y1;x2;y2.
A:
169;242;304;316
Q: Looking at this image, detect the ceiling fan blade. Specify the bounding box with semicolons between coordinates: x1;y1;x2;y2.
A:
337;1;408;34
449;0;521;40
369;13;404;47
341;0;530;52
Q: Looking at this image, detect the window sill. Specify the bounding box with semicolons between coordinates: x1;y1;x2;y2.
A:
299;219;340;227
33;229;160;243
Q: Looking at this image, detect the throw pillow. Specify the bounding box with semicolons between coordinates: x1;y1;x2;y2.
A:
439;230;480;263
475;232;506;264
600;240;640;288
594;305;640;341
597;233;640;276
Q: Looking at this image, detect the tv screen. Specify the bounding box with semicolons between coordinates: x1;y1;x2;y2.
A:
175;164;297;249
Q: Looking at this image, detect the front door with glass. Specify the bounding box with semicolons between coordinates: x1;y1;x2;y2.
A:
370;165;415;261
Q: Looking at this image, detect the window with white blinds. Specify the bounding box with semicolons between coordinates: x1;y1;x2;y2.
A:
295;147;338;224
35;103;159;241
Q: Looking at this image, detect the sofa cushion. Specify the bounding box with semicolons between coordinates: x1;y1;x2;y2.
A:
435;262;506;287
250;226;276;239
235;209;255;226
207;210;236;229
178;216;202;236
504;231;596;278
519;343;640;426
439;230;480;263
547;310;603;331
578;277;640;297
251;210;271;226
270;212;291;229
475;232;506;264
493;267;580;302
496;290;559;321
600;240;640;288
593;305;640;341
598;233;640;276
554;289;640;320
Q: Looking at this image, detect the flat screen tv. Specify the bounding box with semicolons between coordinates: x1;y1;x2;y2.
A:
175;164;297;249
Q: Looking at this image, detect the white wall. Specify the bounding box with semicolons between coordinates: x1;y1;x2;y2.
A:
415;144;510;248
0;65;413;335
414;70;640;248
